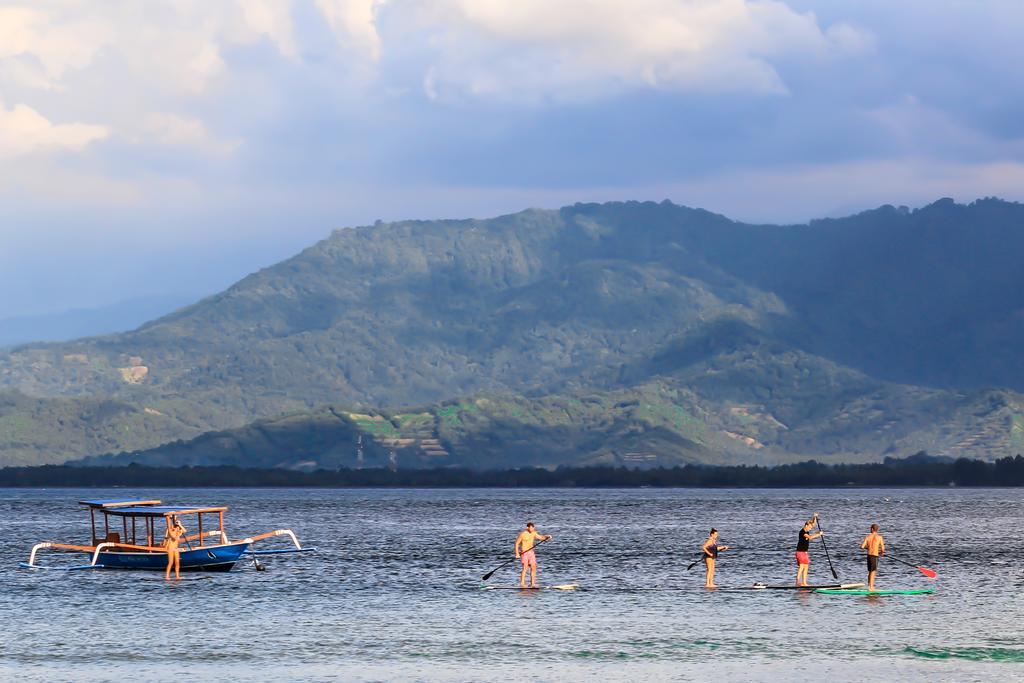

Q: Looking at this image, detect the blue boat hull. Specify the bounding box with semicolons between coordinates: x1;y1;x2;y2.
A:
96;541;250;571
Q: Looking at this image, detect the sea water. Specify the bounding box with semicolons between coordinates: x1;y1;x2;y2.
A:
1;487;1021;681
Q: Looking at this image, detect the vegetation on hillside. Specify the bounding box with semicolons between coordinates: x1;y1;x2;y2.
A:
0;390;198;466
84;378;1024;470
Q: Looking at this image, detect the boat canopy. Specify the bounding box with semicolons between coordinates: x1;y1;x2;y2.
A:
99;505;228;518
79;499;162;508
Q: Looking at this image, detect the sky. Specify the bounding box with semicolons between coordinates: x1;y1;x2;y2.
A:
1;0;1023;318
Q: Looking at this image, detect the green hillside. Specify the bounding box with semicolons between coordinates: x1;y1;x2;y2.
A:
86;372;1024;470
3;198;1024;467
0;390;199;466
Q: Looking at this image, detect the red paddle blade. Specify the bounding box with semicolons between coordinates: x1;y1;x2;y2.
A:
917;566;937;579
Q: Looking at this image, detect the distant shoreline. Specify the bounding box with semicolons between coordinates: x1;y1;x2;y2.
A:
2;457;1023;487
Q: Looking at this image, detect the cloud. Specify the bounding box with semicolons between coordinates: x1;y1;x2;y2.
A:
0;101;108;157
825;22;874;54
315;0;385;60
235;0;299;58
135;112;240;155
0;6;111;87
0;1;392;166
0;0;1023;305
406;0;864;102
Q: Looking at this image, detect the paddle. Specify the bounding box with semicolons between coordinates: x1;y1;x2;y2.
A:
816;517;839;580
482;537;550;581
250;547;265;571
885;554;937;579
687;547;733;571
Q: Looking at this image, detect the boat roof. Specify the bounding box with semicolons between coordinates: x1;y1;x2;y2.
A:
79;499;162;508
100;505;228;517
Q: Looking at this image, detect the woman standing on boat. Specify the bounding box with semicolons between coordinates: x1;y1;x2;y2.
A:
164;517;187;580
702;528;729;589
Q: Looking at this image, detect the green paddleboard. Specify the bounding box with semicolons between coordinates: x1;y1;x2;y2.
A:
814;588;934;596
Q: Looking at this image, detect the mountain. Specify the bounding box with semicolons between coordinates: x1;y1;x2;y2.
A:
0;294;198;348
3;197;1024;467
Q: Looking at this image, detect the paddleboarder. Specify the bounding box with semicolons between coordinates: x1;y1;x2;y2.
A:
701;528;729;588
859;523;885;591
515;522;552;588
795;513;825;586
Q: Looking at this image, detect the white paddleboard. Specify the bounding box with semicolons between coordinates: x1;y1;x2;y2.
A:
483;583;579;591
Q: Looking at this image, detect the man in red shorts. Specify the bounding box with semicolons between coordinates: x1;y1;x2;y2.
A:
515;522;552;588
795;512;825;586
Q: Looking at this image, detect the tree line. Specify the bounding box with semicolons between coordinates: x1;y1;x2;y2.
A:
3;456;1024;487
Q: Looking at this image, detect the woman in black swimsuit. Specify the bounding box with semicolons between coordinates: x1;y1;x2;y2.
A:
701;528;729;588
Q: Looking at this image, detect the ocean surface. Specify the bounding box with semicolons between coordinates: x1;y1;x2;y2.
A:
1;487;1021;682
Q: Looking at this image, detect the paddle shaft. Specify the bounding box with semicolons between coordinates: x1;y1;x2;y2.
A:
482;537;550;581
816;519;839;580
882;554;937;578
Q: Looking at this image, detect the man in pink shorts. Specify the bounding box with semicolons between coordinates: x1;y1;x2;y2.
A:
515;522;552;588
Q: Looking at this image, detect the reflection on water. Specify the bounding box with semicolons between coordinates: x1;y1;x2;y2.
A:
1;487;1021;681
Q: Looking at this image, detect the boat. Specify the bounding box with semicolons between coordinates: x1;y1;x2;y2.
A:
19;498;316;571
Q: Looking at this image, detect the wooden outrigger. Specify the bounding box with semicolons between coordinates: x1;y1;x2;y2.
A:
20;499;316;571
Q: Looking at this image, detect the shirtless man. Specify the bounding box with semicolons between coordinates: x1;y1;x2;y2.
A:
795;513;824;586
860;523;885;591
515;522;552;588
